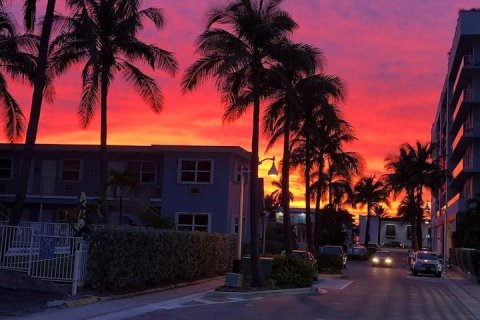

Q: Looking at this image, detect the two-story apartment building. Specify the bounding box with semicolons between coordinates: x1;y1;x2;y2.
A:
0;144;256;236
359;216;430;249
431;9;480;257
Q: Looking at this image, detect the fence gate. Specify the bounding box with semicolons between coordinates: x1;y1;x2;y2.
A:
0;224;88;295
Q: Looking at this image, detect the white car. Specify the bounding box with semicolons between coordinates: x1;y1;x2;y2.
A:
411;251;442;277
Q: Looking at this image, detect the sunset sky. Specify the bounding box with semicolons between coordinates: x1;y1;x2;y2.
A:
2;1;478;216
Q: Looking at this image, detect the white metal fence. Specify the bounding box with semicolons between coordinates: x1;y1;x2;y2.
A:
0;223;89;295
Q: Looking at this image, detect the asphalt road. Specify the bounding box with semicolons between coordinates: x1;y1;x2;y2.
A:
130;249;477;320
7;249;478;320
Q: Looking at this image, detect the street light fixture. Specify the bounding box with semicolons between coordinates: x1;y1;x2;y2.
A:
236;156;278;265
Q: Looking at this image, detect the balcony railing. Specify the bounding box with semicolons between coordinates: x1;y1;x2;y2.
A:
452;157;480;180
452;55;472;93
452;89;473;123
451;122;480;158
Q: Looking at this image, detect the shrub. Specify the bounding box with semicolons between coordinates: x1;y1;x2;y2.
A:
315;253;343;274
269;255;314;288
139;213;173;229
86;227;235;293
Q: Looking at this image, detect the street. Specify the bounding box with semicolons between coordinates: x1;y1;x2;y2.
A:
8;250;478;320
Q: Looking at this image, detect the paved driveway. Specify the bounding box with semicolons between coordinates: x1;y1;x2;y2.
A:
0;288;65;318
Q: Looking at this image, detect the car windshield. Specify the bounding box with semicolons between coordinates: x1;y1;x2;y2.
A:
322;246;342;254
376;252;390;258
417;253;438;260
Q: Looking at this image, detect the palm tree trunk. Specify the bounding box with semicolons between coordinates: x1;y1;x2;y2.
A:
314;182;322;252
100;68;109;223
281;106;293;256
364;203;371;245
11;0;56;225
304;141;313;252
248;49;265;287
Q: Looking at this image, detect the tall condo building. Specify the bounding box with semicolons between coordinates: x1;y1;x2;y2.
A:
431;9;480;257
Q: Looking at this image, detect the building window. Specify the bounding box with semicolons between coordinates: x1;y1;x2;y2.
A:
0;158;12;179
179;159;213;184
62;160;81;182
176;213;210;232
407;225;412;240
386;224;396;239
127;161;156;184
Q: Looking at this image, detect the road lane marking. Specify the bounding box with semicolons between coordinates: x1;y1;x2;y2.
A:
315;279;353;290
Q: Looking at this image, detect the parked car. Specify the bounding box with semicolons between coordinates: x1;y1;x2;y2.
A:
347;246;369;261
370;250;393;267
383;241;403;248
282;250;319;280
411;251;442;277
320;245;347;268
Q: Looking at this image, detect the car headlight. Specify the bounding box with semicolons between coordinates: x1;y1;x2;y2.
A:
385;258;392;264
372;257;379;263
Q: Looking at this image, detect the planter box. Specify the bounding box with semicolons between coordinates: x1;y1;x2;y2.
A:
240;257;273;278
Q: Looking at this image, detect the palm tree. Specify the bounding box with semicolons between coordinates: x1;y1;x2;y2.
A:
309;116;359;251
263;50;322;256
350;175;390;246
270;177;294;205
288;74;346;252
11;0;56;225
49;0;178;220
106;170;139;224
0;10;37;142
384;141;445;250
372;205;389;245
181;0;301;287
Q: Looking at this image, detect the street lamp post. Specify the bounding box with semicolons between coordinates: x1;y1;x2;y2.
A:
235;157;278;270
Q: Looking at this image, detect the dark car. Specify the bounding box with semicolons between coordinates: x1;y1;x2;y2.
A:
320;245;347;268
383;241;403;248
411;251;442;277
347;246;369;261
370;250;393;267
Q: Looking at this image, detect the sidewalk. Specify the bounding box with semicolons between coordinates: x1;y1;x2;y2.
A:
442;268;480;320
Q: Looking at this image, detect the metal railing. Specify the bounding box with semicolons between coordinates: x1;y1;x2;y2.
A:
0;224;89;295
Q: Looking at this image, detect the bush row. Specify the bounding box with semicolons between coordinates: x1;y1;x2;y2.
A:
270;255;315;288
449;248;480;279
87;227;236;293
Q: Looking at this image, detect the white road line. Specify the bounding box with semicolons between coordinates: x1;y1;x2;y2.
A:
86;292;206;320
315;279;353;290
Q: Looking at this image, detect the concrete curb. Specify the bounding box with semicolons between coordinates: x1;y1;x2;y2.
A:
62;276;224;307
205;286;326;299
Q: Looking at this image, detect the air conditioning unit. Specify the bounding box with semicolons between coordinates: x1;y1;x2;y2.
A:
190;186;201;196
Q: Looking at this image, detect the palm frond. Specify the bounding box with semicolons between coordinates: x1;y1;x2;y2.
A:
120;61;163;113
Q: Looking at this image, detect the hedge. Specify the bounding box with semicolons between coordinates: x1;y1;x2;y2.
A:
270;255;315;288
86;227;236;293
449;248;480;280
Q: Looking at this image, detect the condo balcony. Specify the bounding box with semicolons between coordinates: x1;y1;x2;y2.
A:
450;89;475;136
451;157;480;189
450;122;480;161
451;55;480;108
